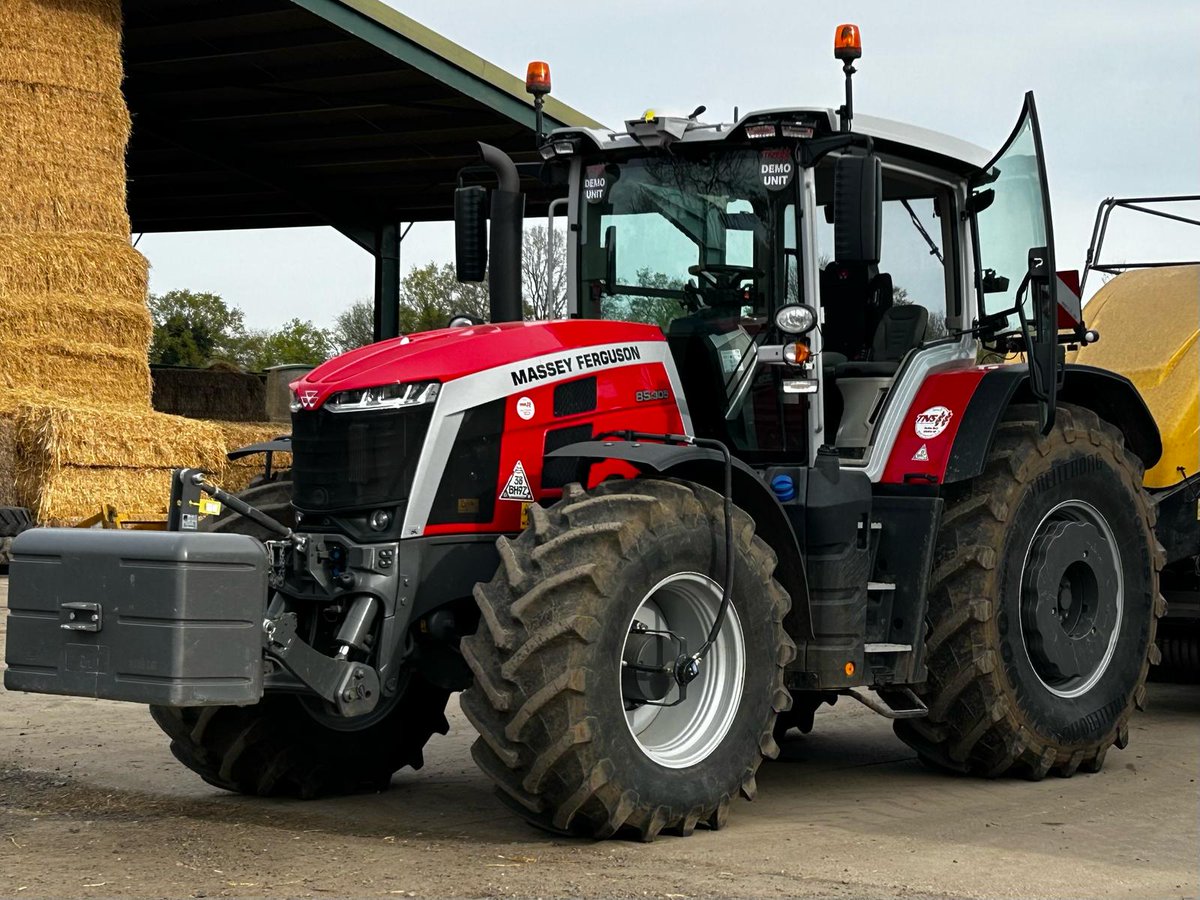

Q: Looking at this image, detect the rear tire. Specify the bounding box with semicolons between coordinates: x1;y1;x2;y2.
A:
895;404;1163;778
149;477;450;798
460;478;794;840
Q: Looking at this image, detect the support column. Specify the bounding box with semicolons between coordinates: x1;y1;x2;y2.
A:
373;221;401;341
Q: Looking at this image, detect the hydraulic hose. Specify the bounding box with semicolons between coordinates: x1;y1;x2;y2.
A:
595;431;734;682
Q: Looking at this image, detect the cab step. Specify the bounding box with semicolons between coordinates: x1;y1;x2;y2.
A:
845;685;928;719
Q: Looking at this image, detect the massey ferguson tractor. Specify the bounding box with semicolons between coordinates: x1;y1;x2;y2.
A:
5;26;1166;841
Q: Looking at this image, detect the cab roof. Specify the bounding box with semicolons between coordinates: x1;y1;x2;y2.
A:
555;106;991;176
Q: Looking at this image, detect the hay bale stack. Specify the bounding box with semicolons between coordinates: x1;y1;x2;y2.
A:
0;0;129;234
0;0;299;523
0;0;153;415
14;404;228;523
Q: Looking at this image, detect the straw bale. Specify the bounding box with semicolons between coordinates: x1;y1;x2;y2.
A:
28;467;174;525
211;420;292;492
14;402;229;522
0;81;130;232
0;235;150;412
0;232;147;296
0;337;151;412
0;79;132;232
0;0;122;93
14;403;225;470
152;367;268;422
0;412;15;506
0;291;150;352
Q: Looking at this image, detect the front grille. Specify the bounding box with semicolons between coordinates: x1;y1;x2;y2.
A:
291;405;432;512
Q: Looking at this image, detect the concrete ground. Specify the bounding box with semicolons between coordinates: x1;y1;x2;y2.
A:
0;576;1196;899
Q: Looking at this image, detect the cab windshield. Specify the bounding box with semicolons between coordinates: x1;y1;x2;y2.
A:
577;148;800;329
577;147;807;458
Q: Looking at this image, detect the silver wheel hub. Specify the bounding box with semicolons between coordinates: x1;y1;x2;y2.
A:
620;573;745;769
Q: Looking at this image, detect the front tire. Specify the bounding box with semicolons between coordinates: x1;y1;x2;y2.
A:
150;477;450;798
460;479;794;840
150;681;450;798
896;404;1164;778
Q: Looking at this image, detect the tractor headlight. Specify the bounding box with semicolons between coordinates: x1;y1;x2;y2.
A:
325;381;440;413
774;303;817;335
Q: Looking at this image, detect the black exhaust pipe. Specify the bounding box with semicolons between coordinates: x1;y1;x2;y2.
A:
478;142;524;323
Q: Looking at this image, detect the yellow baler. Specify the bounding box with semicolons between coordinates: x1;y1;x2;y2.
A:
1075;264;1198;679
1074;265;1198;489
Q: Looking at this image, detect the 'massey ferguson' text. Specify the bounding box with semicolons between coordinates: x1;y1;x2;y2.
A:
510;345;642;386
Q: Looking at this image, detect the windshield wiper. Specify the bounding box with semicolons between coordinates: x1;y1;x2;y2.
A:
901;199;944;265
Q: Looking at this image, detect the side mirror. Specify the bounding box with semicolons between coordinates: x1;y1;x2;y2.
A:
454;185;488;282
604;224;617;294
833;154;881;264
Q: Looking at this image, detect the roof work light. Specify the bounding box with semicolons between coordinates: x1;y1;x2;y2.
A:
834;23;862;62
833;24;862;132
525;60;552;146
525;61;552;96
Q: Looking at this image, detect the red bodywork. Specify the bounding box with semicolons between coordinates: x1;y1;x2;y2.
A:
294;320;686;536
878;364;997;484
292;320;1011;529
293;320;666;412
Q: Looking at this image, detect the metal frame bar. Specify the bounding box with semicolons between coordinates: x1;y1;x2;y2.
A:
1080;195;1200;295
289;0;597;134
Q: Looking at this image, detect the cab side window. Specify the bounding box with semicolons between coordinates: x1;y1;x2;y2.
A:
816;168;953;354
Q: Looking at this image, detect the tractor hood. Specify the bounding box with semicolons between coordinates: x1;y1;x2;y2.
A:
291;319;665;411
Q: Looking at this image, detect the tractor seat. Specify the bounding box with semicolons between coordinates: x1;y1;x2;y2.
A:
836;304;929;378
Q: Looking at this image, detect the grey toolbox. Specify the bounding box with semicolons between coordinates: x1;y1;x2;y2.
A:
4;528;268;706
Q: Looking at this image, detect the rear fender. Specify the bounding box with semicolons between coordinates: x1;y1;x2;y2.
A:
546;441;813;640
941;364;1162;484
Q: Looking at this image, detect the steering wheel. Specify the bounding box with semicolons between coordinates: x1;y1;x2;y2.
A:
687;263;763;292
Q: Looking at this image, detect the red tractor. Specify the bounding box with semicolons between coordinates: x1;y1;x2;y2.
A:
5;27;1163;840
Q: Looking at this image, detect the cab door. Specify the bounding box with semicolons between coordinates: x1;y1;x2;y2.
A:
969;91;1060;430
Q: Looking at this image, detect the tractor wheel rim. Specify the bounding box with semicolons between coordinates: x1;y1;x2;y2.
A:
621;572;745;769
1018;499;1124;699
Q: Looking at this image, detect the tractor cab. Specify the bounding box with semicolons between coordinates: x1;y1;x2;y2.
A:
561;112;977;468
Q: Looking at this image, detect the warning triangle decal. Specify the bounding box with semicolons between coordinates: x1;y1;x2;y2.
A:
911;444;929;462
499;460;535;501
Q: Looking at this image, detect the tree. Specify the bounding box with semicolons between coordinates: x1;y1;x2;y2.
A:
521;225;568;320
148;289;246;367
891;285;948;339
332;300;375;353
398;262;491;333
239;318;334;370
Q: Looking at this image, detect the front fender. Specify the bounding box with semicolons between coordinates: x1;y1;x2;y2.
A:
546;440;813;640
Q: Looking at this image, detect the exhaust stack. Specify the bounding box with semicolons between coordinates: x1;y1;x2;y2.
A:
478;142;524;323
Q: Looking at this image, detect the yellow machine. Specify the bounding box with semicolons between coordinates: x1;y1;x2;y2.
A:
1076;197;1199;680
1074;265;1198;488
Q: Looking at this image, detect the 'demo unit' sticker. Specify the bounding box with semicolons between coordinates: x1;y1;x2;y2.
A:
584;165;609;204
759;148;794;191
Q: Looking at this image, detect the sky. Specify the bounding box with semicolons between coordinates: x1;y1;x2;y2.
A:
138;1;1200;330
